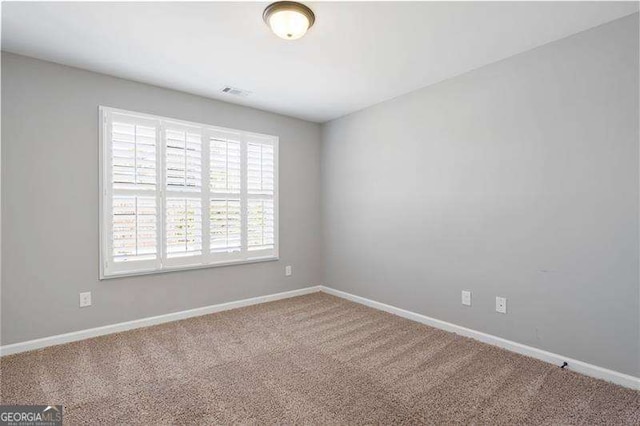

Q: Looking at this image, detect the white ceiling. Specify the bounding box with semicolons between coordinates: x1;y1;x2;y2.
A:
2;2;638;123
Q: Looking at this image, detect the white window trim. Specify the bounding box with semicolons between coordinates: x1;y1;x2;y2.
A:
99;106;279;279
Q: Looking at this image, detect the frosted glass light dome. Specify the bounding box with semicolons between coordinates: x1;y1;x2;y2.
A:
263;2;315;40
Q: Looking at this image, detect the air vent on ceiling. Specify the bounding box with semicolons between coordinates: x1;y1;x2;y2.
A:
220;86;251;97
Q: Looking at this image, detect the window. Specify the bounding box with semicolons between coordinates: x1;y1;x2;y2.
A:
99;107;278;278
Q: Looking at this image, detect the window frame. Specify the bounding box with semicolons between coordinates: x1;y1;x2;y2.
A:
99;106;279;279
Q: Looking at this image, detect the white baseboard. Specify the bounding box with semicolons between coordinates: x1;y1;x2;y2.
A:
2;284;637;390
0;286;322;357
319;286;640;390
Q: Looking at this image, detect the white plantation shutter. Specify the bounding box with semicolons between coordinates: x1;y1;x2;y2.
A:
209;131;243;256
163;125;204;265
247;142;275;194
111;122;157;191
246;136;276;256
210;135;241;193
210;199;241;253
100;107;278;278
166;198;203;258
248;199;275;251
112;196;157;262
166;128;202;191
102;111;161;276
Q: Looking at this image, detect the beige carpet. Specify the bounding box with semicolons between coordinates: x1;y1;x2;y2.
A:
1;292;638;424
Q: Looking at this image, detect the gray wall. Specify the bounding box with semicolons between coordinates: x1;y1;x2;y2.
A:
1;52;322;345
322;14;639;376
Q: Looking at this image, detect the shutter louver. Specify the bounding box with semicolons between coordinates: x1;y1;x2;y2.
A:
210;199;241;253
112;122;157;190
112;196;158;262
166;129;201;191
248;199;275;251
210;137;241;193
166;198;202;258
247;143;274;195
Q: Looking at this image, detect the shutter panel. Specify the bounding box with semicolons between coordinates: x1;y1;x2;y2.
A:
166;198;203;258
107;114;160;274
247;143;274;195
246;138;276;255
112;196;158;262
112;122;157;190
166;128;201;191
210;137;241;193
164;126;204;262
210;199;241;253
247;199;274;251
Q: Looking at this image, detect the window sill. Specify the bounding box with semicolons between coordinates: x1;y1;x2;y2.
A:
100;256;279;280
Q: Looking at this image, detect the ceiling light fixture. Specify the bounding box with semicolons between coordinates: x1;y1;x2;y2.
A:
263;1;315;41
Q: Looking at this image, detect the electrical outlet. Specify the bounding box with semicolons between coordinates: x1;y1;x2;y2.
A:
79;292;92;308
461;290;471;306
285;265;292;277
496;296;507;314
